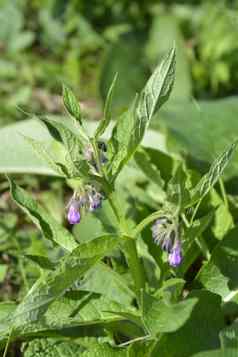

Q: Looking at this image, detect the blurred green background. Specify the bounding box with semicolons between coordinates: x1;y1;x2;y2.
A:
1;0;238;126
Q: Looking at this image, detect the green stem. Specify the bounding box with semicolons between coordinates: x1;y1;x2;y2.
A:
104;184;145;296
92;139;145;298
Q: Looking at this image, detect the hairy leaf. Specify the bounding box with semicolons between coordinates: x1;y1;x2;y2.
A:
8;177;78;252
142;291;197;335
108;46;176;179
7;235;118;329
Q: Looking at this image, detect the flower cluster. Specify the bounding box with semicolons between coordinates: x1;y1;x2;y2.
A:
152;216;182;267
67;186;104;225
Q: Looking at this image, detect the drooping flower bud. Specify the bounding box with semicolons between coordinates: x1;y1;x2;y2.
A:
168;240;182;267
67;200;81;225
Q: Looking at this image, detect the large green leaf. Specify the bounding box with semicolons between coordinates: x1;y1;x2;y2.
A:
151;290;225;357
197;227;238;302
142;291;197;336
8;177;78;252
79;262;135;305
2;235;118;333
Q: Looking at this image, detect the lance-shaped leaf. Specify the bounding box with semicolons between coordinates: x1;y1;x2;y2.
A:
62;84;82;124
95;72;118;139
8;177;78;252
188;140;238;207
4;235;118;330
108;46;176;179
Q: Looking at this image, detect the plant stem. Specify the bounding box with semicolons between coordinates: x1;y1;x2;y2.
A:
104;184;145;296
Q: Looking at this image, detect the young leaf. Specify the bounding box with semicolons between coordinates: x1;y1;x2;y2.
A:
108;46;176;179
62;84;82;124
189;140;238;207
8;177;78;252
95;72;118;139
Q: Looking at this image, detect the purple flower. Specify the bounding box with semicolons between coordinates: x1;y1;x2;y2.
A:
67;201;81;225
168;240;182;267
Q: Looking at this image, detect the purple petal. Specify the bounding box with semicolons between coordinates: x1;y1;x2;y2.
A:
168;241;182;267
67;205;81;224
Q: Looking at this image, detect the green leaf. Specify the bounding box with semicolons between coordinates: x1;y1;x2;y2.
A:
189;140;238;206
62;84;82;124
142;291;197;335
197;227;238;301
151;290;225;357
79;262;135;306
109;46;176;179
23;135;66;177
25;255;56;271
95;73;118;139
8;235;118;329
8;177;78;252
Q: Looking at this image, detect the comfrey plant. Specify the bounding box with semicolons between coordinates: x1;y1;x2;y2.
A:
4;46;238;355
